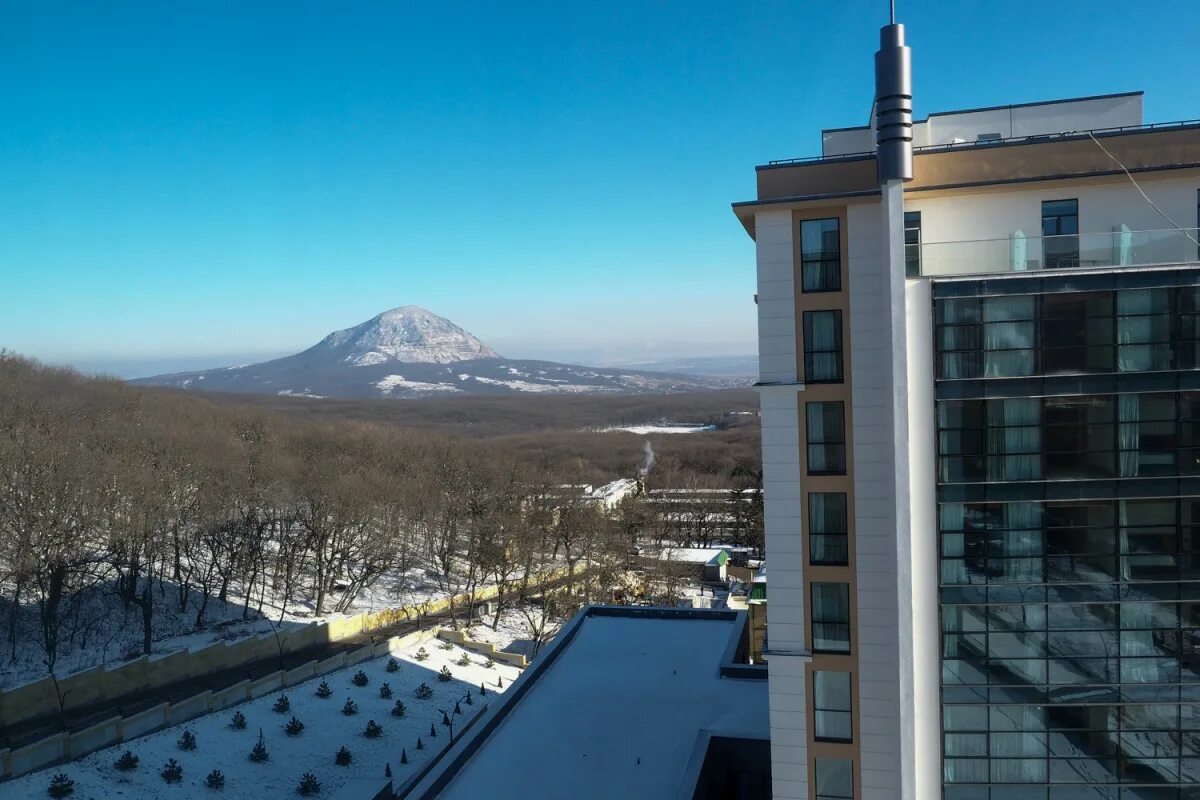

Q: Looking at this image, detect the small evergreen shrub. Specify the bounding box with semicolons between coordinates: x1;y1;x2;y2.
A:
438;665;452;682
47;773;75;798
441;711;451;726
285;716;305;736
391;699;406;717
414;682;433;699
364;719;383;738
414;646;429;661
416;737;424;750
335;746;352;767
296;772;321;796
205;769;225;790
114;750;139;771
455;652;471;667
400;748;408;765
231;710;247;729
465;692;473;706
273;694;290;713
453;701;462;716
177;729;197;751
249;730;269;763
351;670;368;687
315;681;332;698
342;698;359;716
437;639;454;651
480;682;487;696
385;658;399;673
379;682;392;699
484;656;496;669
496;675;503;688
160;758;183;784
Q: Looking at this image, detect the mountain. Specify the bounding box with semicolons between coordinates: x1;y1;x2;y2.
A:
131;306;746;399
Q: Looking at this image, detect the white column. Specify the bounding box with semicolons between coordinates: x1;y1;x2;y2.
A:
754;208;810;800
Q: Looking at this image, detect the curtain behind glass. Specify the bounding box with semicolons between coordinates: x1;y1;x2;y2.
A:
1118;289;1171;372
1119;394;1141;477
987;399;1041;481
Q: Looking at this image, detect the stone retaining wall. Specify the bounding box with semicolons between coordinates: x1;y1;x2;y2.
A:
0;568;570;781
435;629;528;668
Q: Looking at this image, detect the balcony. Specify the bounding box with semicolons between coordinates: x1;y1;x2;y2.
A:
915;227;1200;278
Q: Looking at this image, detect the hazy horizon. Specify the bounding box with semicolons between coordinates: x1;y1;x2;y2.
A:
5;2;1199;375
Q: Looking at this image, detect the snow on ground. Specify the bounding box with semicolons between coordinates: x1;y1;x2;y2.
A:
375;375;463;394
465;603;566;661
604;424;717;435
275;389;326;399
3;635;522;800
1;563;453;690
470;376;607;394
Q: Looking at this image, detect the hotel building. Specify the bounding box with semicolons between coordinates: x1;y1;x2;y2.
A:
733;22;1200;800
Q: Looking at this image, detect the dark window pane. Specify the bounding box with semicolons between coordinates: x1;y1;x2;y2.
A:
804;310;844;383
801;218;841;292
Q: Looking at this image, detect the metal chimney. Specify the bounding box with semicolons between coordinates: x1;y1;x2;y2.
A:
874;19;913;182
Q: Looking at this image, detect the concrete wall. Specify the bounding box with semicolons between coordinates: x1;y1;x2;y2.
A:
0;576;542;733
753;205;811;800
0;573;561;780
910;173;1200;276
0;628;440;781
436;630;527;668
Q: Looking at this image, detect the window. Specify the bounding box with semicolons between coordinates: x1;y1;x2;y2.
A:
811;582;851;653
904;210;922;277
936;285;1200;379
936;295;1035;379
1041;199;1079;268
801;218;841;292
1116;288;1172;372
1039;291;1114;374
803;310;843;383
809;493;849;566
806;402;846;475
813;671;853;741
815;758;854;800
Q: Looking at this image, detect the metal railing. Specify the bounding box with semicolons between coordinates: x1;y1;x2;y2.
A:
766;118;1200;166
917;227;1200;278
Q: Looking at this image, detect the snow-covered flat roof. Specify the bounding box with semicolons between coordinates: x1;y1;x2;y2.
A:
401;607;767;800
657;546;729;565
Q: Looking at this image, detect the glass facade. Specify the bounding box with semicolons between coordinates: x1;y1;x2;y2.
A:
936;269;1200;800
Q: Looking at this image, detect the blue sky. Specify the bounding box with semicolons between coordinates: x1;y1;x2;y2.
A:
3;1;1199;377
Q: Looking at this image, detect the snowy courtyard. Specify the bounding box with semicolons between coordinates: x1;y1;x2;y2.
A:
3;633;521;799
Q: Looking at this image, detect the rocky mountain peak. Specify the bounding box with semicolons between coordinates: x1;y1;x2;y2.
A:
311;306;500;365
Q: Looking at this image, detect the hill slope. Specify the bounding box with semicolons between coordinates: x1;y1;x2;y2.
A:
132;306;745;399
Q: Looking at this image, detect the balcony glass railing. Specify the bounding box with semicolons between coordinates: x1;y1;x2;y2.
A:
916;227;1200;278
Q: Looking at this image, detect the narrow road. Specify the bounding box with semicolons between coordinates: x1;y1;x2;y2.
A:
1;573;580;751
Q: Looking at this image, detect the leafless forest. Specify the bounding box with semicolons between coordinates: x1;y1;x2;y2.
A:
0;353;762;684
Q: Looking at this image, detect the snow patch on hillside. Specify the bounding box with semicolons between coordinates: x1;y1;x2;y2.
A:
471;376;610;394
376;375;463;395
